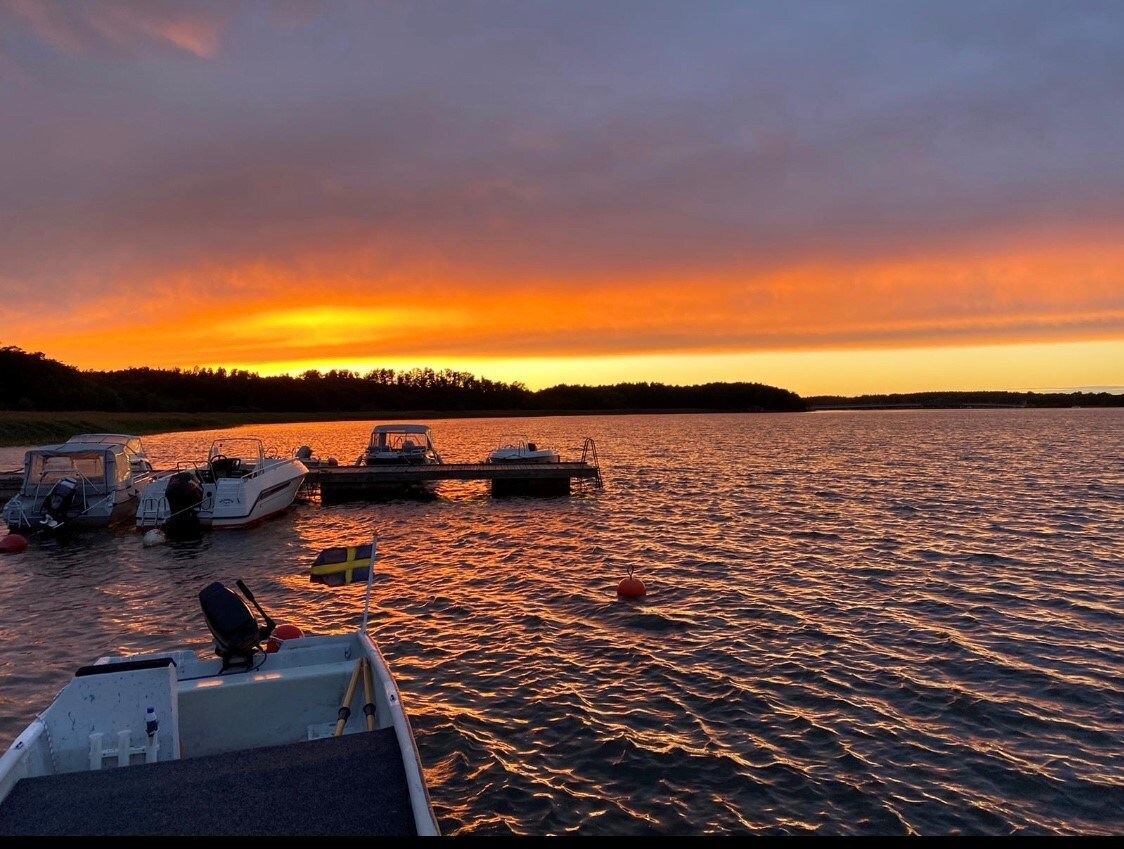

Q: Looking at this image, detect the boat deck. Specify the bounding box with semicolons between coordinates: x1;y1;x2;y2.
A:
0;728;418;836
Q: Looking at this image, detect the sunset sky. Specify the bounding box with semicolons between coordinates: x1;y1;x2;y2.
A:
1;1;1122;396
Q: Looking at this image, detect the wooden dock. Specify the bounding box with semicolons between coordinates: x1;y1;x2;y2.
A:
306;460;603;503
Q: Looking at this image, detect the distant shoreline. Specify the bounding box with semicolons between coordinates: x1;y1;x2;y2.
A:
2;399;1121;448
0;408;745;447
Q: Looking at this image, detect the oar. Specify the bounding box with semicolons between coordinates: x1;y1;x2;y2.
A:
361;656;376;731
334;658;364;736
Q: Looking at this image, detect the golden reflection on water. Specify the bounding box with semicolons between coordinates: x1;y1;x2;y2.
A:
1;410;1122;836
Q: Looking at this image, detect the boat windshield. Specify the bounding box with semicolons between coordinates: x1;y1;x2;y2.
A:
372;430;432;452
27;452;108;482
208;439;267;465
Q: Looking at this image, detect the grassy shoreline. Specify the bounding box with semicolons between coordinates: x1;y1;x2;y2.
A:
0;410;516;447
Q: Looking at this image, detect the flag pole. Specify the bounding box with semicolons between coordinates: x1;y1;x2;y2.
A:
360;530;378;634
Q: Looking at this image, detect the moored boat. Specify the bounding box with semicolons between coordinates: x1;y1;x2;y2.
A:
3;434;159;533
357;424;443;467
487;436;561;464
293;444;339;468
353;425;443;497
136;437;307;533
0;541;440;836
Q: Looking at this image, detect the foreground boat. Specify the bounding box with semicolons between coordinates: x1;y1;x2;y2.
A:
136;437;307;532
3;433;158;532
0;543;440;836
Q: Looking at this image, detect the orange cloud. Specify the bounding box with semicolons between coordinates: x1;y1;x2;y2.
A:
6;232;1121;384
4;0;226;58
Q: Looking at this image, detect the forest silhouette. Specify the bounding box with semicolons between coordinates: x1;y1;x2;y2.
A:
3;345;1120;417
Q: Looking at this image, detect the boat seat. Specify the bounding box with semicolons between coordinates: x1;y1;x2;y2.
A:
210;457;241;478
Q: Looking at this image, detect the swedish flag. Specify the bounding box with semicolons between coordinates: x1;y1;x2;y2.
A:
309;543;374;586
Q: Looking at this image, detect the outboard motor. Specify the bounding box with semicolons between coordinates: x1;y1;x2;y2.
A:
40;476;79;530
199;580;275;670
163;471;205;536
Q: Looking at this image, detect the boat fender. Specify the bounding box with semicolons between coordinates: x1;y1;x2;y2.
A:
143;528;167;547
0;533;29;554
266;623;305;653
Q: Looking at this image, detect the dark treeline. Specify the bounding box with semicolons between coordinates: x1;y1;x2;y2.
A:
0;346;807;414
806;390;1124;408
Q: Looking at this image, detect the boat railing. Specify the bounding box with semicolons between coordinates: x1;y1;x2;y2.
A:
21;469;116;523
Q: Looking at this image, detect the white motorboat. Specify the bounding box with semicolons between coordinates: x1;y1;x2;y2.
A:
357;424;443;467
487;437;561;464
3;433;159;532
0;542;440;836
136;437;308;532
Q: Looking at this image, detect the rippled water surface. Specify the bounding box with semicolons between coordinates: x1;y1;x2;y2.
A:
1;410;1122;836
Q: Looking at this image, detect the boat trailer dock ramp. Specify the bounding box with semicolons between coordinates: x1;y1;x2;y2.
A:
304;459;603;502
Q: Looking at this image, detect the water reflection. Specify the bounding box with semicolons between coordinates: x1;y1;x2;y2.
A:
1;410;1123;836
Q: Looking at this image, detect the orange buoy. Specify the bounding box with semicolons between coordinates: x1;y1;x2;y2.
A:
266;623;305;653
617;575;646;598
0;534;29;554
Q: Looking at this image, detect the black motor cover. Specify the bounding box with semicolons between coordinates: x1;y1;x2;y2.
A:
41;476;80;527
199;581;261;662
163;471;205;536
165;471;204;515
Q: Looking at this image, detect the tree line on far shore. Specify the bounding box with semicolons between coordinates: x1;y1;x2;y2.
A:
804;390;1124;408
4;345;1121;415
0;345;806;414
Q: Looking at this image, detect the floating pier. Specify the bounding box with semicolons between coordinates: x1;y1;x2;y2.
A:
303;436;602;503
307;459;603;503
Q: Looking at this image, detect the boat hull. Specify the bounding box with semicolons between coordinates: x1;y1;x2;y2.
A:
136;461;307;530
488;451;561;463
4;492;143;532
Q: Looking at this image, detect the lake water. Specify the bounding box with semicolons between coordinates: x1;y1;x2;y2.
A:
1;409;1122;836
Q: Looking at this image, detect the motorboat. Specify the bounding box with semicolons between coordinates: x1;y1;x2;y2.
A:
357;424;443;467
136;437;308;533
3;434;159;532
0;546;440;836
487;436;561;464
293;444;339;469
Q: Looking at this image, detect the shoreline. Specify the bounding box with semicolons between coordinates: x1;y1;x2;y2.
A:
2;399;1118;448
0;408;751;448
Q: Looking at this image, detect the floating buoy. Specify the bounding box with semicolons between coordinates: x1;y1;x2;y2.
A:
142;528;167;547
617;574;646;598
0;533;29;554
266;623;305;653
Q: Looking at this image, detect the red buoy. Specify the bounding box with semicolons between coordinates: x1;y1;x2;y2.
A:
617;575;646;598
0;534;29;554
266;623;305;653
